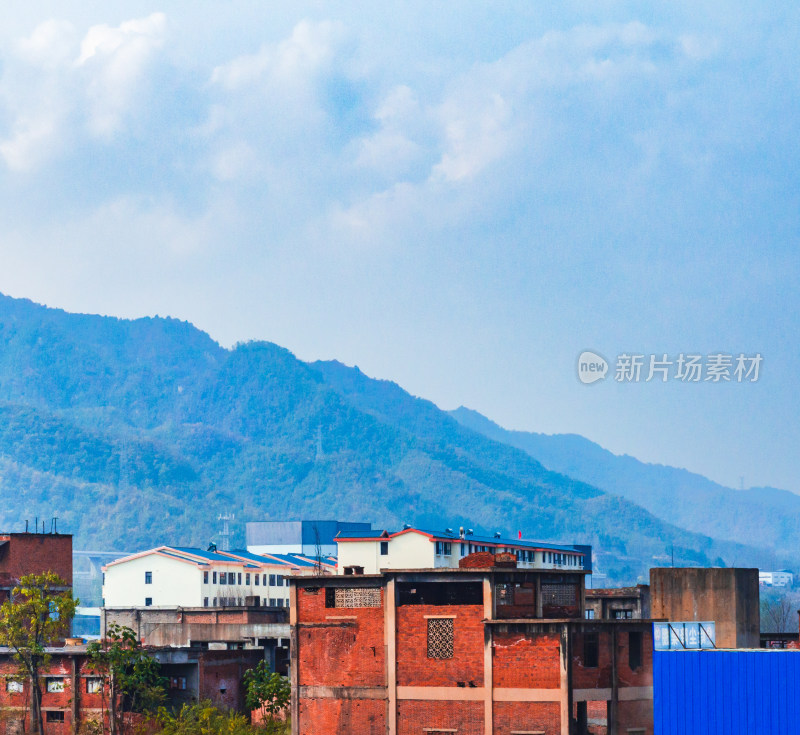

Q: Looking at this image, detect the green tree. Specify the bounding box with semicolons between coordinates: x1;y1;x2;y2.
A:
243;661;291;725
0;572;77;735
87;623;165;735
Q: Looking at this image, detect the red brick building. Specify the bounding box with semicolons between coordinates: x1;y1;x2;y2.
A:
290;555;654;735
0;532;73;601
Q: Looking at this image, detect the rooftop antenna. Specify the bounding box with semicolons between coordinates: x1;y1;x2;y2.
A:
25;520;28;533
217;513;234;551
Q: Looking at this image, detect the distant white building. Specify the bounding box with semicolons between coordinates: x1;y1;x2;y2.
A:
335;526;590;575
102;546;334;609
759;570;794;588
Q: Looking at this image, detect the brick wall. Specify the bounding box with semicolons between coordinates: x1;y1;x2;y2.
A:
0;534;73;598
396;605;485;687
493;701;561;735
492;631;561;688
299;698;385;734
296;586;385;688
397;700;484;735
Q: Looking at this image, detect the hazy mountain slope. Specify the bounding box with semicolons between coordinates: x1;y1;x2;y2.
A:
0;293;788;583
451;406;800;560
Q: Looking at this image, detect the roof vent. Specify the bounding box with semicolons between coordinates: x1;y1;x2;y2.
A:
467;529;474;536
494;532;501;539
445;528;453;535
402;523;411;530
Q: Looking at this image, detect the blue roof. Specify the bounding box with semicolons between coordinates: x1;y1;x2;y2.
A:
336;530;388;539
227;550;335;569
165;547;236;563
398;528;585;554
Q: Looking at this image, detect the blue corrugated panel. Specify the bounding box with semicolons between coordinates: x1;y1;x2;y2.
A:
654;649;800;735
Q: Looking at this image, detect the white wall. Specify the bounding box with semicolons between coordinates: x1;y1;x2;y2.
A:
103;552;296;608
337;532;436;574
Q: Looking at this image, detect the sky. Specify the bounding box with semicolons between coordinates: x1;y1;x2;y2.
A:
0;2;798;492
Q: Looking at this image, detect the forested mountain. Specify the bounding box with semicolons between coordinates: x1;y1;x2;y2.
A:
451;406;800;565
0;293;788;584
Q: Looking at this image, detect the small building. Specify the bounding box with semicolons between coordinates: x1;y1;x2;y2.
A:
759;569;794;588
102;546;333;610
103;605;291;674
335;526;591;575
650;567;760;649
290;551;653;735
0;531;73;601
246;520;371;557
585;585;651;620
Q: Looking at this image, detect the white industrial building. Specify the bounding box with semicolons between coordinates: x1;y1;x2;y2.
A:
335;526;590;575
102;546;334;609
759;569;794;588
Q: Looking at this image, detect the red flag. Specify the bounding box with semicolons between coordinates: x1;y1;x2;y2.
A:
518;530;522;540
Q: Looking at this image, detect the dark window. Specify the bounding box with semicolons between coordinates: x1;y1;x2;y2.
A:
255;574;260;586
203;571;208;584
238;573;242;585
629;632;643;670
397;582;482;606
277;576;284;587
286;598;290;608
145;598;152;607
583;633;599;668
245;573;250;584
203;597;209;607
263;574;267;586
269;574;276;586
213;571;217;584
613;609;633;620
380;541;389;556
219;572;226;585
144;571;152;584
46;711;65;723
434;541;452;555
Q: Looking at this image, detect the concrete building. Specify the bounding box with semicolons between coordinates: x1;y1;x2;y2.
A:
650;567;760;649
585;585;651;620
336;526;591;575
0;531;73;601
290;551;654;735
102;605;291;674
102;546;333;609
759;569;794;587
246;519;371;557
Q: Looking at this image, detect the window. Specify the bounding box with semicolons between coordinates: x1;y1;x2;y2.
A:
277;576;284;587
269;574;276;586
255;574;260;586
285;598;290;608
629;632;643;671
220;572;227;585
245;573;250;584
213;571;217;584
238;573;242;585
380;541;389;556
169;677;187;690
86;678;102;694
203;597;209;607
434;541;452;555
268;598;276;607
6;679;22;693
46;678;65;693
427;618;454;659
276;599;284;608
203;571;208;584
585;609;595;620
262;574;267;586
144;571;152;584
46;712;65;723
583;633;599;668
614;609;633;620
325;587;382;608
145;598;152;607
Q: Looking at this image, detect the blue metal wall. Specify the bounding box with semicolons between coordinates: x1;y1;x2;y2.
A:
654;649;800;735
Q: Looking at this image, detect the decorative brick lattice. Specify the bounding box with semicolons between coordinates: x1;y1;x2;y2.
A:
541;583;577;606
334;587;381;608
427;618;454;659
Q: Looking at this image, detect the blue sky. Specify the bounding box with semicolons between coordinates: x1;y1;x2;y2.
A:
0;2;798;492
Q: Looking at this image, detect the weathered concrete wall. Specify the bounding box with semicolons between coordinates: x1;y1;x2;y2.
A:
650;567;760;648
